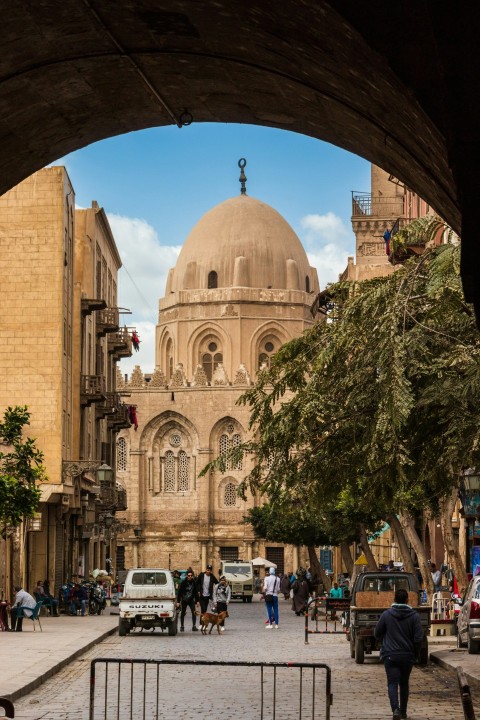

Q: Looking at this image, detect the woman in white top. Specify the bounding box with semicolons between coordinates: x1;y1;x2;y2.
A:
262;567;280;629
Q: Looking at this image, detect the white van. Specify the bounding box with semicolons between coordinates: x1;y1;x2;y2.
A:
220;560;254;602
119;568;178;636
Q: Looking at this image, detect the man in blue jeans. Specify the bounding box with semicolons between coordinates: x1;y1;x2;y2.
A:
263;567;280;629
375;588;423;720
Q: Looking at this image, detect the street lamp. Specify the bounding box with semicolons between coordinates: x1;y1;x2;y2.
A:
96;463;113;483
462;468;480;492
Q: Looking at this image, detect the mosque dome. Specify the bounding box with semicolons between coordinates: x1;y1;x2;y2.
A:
169;195;317;293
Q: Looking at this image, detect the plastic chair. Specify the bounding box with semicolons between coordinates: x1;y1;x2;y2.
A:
17;601;43;631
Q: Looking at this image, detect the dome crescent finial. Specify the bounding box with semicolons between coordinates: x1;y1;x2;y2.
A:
238;158;247;195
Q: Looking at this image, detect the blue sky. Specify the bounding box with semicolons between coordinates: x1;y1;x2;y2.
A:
55;123;371;373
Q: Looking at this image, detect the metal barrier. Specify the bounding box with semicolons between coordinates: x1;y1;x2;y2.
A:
457;666;476;720
304;598;350;644
89;658;333;720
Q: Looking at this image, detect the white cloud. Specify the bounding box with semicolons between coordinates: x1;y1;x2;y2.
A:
107;213;181;375
300;212;349;244
299;212;353;286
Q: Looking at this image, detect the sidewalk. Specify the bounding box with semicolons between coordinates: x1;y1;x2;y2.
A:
430;634;480;690
0;611;118;701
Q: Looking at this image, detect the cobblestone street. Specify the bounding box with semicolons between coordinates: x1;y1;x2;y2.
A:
12;598;476;720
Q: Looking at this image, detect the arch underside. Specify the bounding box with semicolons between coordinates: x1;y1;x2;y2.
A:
2;2;478;308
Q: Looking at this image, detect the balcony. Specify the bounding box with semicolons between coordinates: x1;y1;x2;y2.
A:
388;225;426;264
80;375;106;407
96;307;120;337
352;192;404;219
81;298;107;317
107;327;133;361
108;400;131;431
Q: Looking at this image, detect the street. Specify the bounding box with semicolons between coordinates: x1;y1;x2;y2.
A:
11;598;475;720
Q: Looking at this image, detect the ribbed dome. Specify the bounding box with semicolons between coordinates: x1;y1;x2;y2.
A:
170;195;315;292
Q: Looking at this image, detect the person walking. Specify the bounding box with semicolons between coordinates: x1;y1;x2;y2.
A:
176;570;198;632
196;564;218;613
374;587;423;720
280;573;291;600
263;567;280;629
212;575;231;632
291;571;310;616
329;581;343;620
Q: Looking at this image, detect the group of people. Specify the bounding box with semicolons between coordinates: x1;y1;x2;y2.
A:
174;565;231;632
0;580;60;632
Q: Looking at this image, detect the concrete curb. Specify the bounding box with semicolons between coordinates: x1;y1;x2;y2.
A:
430;651;480;691
5;624;118;702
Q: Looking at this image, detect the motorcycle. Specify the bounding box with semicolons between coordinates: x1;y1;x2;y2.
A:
88;582;107;615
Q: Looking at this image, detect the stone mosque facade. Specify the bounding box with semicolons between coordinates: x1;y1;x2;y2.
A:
115;190;319;576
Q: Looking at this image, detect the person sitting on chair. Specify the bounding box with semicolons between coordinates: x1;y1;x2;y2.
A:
10;585;36;632
34;579;59;616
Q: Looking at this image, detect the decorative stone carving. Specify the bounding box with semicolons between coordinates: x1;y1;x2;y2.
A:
116;365;125;389
221;304;238;317
129;365;145;388
358;242;384;256
191;364;208;386
170;363;188;387
233;363;251;386
212;363;229;386
149;366;167;388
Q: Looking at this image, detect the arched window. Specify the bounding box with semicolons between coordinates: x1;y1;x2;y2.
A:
305;275;310;293
258;336;279;370
224;482;238;507
164;450;176;492
158;430;193;494
208;270;218;289
218;427;243;470
117;437;127;472
166;338;174;382
201;338;223;382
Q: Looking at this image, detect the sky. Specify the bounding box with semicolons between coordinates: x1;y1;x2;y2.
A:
54;123;371;374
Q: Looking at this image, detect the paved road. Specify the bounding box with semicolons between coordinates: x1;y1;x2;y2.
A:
11;598;476;720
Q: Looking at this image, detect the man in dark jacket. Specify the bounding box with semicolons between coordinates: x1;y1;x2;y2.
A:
374;588;423;720
196;565;218;613
176;570;198;631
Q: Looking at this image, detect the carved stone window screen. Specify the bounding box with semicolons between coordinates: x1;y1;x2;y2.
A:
224;482;238;507
117;437;127;472
219;429;243;471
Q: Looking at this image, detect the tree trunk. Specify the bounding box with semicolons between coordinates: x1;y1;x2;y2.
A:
307;546;331;592
399;511;433;597
358;524;378;571
340;542;354;576
388;514;415;574
439;488;469;595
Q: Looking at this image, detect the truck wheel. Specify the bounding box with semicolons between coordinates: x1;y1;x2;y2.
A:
418;638;429;665
468;634;480;654
168;617;178;636
119;619;128;637
242;597;247;603
247;596;253;603
350;635;355;658
355;637;365;664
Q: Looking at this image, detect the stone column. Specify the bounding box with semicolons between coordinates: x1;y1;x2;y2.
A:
201;542;207;570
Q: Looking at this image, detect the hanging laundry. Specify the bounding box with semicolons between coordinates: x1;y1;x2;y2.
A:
132;330;140;351
127;405;138;431
383;228;391;255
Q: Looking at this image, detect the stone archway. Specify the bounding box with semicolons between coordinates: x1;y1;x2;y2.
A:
1;2;478;309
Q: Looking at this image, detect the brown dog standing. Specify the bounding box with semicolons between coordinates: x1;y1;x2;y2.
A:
200;610;229;635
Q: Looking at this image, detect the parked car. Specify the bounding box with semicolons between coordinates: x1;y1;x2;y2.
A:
456;576;480;653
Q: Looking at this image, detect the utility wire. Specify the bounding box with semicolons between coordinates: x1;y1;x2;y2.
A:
120;263;157;322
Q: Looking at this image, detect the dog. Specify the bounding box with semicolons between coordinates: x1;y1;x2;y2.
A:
198;609;229;635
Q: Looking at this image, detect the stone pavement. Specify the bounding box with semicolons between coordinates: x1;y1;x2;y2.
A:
1;598;479;719
0;611;118;701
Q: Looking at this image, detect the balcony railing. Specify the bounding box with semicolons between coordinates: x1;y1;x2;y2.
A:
352;192;405;219
96;307;120;337
107;327;133;360
80;375;107;406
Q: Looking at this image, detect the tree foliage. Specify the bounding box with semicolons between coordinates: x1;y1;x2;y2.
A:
203;218;480;566
0;406;46;534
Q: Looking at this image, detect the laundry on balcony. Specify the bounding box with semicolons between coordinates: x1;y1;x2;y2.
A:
127;405;138;431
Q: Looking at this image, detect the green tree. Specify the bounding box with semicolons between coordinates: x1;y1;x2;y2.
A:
0;406;45;536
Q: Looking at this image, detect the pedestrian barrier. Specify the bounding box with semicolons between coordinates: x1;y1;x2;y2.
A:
457;666;476;720
304;597;350;644
89;658;333;720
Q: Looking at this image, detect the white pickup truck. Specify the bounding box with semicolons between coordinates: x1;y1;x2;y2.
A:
119;568;178;636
